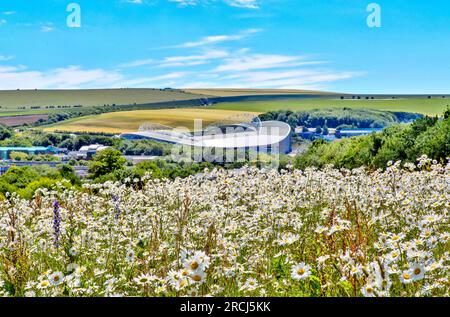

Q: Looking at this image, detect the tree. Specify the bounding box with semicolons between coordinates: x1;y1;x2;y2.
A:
0;125;13;141
10;151;29;161
88;148;126;179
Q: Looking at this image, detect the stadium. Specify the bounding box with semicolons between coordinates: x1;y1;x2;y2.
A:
120;115;292;155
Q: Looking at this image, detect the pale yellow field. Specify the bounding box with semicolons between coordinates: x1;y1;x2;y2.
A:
44;108;260;133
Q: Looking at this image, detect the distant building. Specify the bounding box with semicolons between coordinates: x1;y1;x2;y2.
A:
70;144;109;160
336;128;383;139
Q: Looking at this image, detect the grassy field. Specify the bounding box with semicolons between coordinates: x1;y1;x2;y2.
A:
0;89;208;110
184;88;335;97
210;98;450;116
43;108;259;133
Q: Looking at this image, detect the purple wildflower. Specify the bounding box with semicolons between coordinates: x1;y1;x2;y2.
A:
112;195;122;221
53;200;61;248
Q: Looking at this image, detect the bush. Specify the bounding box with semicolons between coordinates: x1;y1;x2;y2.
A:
88;148;126;179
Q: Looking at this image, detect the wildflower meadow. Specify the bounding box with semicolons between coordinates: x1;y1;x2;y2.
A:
0;156;448;297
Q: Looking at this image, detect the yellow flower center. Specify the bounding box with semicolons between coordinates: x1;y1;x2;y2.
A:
192;274;202;282
403;273;411;280
297;268;305;275
179;279;187;288
190;261;199;270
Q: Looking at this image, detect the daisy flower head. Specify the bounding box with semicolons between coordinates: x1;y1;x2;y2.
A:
125;249;135;263
134;274;153;286
400;270;414;284
291;263;312;280
37;280;50;290
49;272;64;286
410;263;425;281
190;270;206;285
361;283;376;297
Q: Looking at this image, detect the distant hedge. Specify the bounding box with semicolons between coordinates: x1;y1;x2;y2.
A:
260;108;422;129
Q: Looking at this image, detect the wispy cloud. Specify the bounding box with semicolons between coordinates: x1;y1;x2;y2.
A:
40;23;54;32
2;11;16;15
0;19;7;26
224;0;259;9
166;48;359;89
214;54;325;72
119;50;229;69
173;29;261;48
169;0;259;9
214;69;358;89
119;59;154;68
0;55;14;62
0;65;123;89
125;0;143;4
158;50;229;67
120;71;188;86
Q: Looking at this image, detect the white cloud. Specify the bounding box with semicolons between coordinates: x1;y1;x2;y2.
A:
0;55;14;62
216;69;358;88
0;19;7;26
158;50;229;67
224;0;258;9
120;72;188;86
119;59;154;68
169;0;259;9
0;65;123;89
125;0;143;4
2;11;16;15
214;54;324;72
40;23;54;32
174;29;260;48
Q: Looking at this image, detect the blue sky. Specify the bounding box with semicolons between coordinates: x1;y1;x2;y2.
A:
0;0;449;93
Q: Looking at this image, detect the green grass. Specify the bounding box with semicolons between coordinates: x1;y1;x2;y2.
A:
210;98;450;116
0;89;207;111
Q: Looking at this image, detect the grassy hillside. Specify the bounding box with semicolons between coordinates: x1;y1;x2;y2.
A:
43;108;258;133
184;88;335;97
0;88;208;110
211;98;449;116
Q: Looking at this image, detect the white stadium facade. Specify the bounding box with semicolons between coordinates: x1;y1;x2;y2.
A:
120;118;292;155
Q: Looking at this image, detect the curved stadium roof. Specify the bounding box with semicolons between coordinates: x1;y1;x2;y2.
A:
120;121;292;152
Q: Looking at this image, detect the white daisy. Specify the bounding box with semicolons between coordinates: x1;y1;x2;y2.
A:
49;272;64;286
291;263;312;280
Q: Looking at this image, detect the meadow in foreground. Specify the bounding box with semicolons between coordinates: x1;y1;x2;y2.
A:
0;156;448;297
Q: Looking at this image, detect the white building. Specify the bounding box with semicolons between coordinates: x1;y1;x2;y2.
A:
120;121;292;155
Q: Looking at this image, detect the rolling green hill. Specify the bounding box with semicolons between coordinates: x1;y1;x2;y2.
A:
0;88;208;110
210;98;449;116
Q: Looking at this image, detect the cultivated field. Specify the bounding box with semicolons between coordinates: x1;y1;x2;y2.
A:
0;114;49;127
43;108;259;133
0;158;448;297
211;98;449;116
